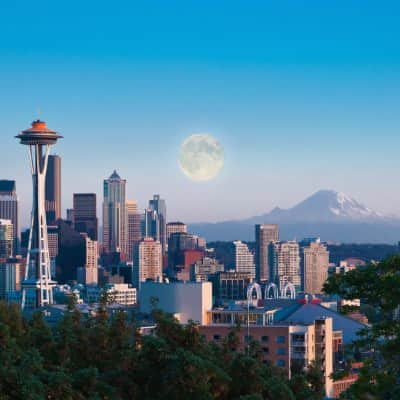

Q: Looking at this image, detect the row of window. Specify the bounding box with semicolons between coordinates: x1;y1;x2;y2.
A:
212;334;286;343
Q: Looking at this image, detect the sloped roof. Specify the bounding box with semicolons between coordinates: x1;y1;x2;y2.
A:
280;302;367;344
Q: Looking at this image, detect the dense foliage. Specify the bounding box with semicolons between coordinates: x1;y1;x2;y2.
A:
0;300;323;400
324;255;400;399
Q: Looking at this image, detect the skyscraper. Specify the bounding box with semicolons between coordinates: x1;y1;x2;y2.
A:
149;195;167;254
233;240;255;280
16;120;62;308
77;234;98;286
0;219;13;259
0;180;19;253
45;154;61;224
166;222;187;239
138;237;162;283
102;171;128;257
143;208;159;241
301;238;329;294
255;224;279;282
270;241;301;292
127;200;141;262
73;193;98;240
0;261;21;301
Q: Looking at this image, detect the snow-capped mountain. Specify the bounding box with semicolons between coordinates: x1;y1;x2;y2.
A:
258;190;384;222
189;190;398;243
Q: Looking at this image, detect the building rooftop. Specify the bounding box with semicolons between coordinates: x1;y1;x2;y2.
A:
280;302;367;344
109;170;121;180
0;180;16;194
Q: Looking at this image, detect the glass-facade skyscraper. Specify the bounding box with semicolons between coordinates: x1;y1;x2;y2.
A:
102;170;128;257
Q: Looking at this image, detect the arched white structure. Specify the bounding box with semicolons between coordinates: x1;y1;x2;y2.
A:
264;282;279;299
247;282;262;302
281;282;296;299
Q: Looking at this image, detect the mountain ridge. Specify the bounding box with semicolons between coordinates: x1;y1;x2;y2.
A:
188;190;400;243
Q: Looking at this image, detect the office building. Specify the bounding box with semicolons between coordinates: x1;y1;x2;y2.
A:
190;256;224;282
255;224;279;282
73;193;98;240
166;221;187;239
0;180;19;253
45;154;61;224
127;200;141;262
0;219;13;259
66;208;74;224
76;234;98;285
56;220;86;283
143;208;159;241
270;241;301;292
149;195;167;254
138;237;162;283
234;240;255;280
105;283;137;305
212;271;253;302
0;261;21;301
102;171;128;257
301;238;329;294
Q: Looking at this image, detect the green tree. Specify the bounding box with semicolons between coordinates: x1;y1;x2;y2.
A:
324;255;400;398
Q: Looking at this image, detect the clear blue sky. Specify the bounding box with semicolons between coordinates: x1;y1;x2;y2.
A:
1;1;400;226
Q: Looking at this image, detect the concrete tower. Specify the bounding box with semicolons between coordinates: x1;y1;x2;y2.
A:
16;120;62;308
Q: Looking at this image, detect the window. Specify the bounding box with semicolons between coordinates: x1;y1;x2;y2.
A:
213;334;221;340
276;348;286;355
262;347;269;354
276;335;285;343
276;359;286;367
261;335;269;342
244;335;253;342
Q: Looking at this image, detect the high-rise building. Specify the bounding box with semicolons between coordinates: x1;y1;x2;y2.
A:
0;261;21;301
0;180;19;253
73;193;98;240
166;222;187;239
234;240;255;280
255;224;279;282
138;237;162;283
45;154;61;224
16;120;62;308
270;241;301;292
56;220;86;283
301;238;329;294
0;219;13;259
142;208;159;240
149;195;167;254
102;171;128;257
77;234;98;286
66;208;74;224
127;200;141;262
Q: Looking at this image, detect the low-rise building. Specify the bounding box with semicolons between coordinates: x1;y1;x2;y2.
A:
139;281;212;325
105;283;137;305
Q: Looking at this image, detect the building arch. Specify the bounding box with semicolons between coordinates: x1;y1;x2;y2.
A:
281;282;296;299
247;282;262;302
264;282;279;299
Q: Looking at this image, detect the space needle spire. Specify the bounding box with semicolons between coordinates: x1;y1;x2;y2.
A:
16;120;63;309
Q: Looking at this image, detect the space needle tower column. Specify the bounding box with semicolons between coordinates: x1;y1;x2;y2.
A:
16;120;62;309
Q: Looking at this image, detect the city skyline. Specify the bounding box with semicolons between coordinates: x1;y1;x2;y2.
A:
2;2;400;227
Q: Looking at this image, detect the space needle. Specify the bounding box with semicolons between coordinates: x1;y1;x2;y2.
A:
16;120;62;308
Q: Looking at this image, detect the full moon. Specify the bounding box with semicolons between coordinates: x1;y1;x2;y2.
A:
179;133;224;181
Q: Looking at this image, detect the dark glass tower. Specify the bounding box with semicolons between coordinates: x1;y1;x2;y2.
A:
73;193;98;241
45;154;61;224
149;194;167;254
